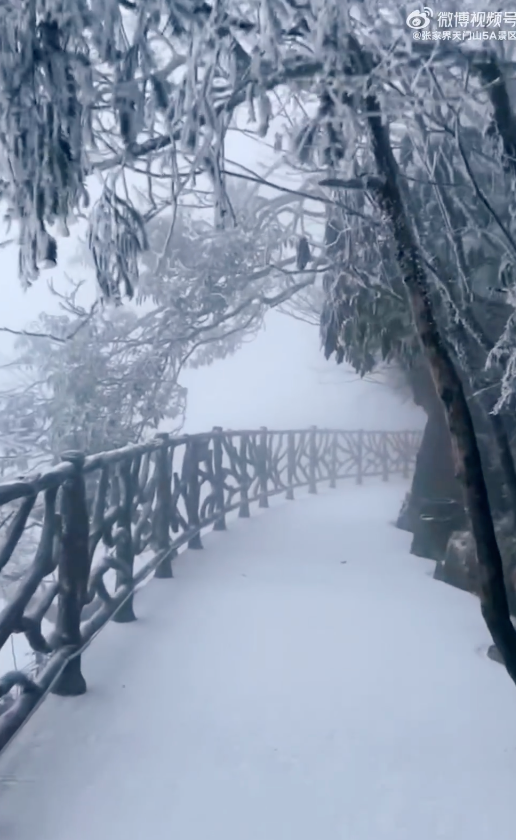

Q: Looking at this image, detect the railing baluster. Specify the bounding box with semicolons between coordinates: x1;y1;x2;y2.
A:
382;433;389;482
112;457;137;623
52;451;90;696
308;425;317;494
258;426;269;508
185;438;203;549
153;433;175;578
239;434;250;517
212;426;227;531
89;464;109;560
356;429;364;485
286;431;296;500
329;432;337;489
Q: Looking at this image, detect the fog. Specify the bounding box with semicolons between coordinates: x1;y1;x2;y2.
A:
180;311;424;433
0;265;424;440
0;121;424;442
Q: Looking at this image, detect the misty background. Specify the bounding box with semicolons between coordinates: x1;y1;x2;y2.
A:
0;271;424;435
0;128;424;438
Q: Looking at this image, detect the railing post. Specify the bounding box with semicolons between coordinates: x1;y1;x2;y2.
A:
212;426;227;531
286;431;296;500
238;433;250;517
153;433;175;579
308;425;317;494
185;438;203;549
258;426;269;508
356;429;364;485
112;457;137;623
329;432;337;489
52;451;90;696
382;433;389;482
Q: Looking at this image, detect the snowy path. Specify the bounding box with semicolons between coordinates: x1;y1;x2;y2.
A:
1;481;516;840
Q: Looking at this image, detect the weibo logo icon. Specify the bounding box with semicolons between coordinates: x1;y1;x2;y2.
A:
406;7;433;29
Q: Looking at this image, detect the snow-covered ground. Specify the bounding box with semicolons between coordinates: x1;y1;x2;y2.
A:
0;480;515;840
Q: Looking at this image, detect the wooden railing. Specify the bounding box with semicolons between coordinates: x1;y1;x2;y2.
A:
0;427;421;752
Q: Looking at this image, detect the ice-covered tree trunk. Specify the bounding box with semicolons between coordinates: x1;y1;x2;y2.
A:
398;358;512;548
397;359;460;537
358;72;516;687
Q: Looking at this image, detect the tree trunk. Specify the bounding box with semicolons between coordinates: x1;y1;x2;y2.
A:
398;359;460;535
358;68;516;687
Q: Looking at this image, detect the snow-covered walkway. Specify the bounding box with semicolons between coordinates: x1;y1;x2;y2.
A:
0;481;515;840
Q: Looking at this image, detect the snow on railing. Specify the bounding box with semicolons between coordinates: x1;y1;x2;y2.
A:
0;426;422;753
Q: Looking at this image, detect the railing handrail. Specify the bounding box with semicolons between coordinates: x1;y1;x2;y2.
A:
0;428;423;504
0;426;422;754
